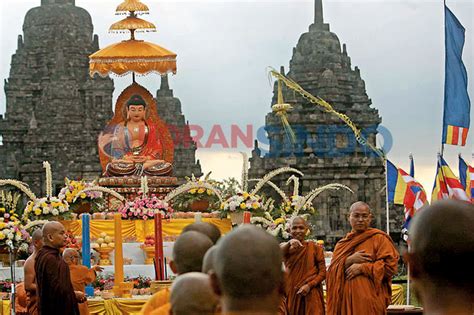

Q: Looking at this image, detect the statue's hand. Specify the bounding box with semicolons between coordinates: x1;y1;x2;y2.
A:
131;156;147;163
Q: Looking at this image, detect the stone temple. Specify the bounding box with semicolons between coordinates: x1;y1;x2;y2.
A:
249;0;402;244
0;0;200;194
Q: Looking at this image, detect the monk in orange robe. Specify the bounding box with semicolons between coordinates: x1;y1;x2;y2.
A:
280;216;326;315
15;282;28;315
140;231;213;315
23;229;43;315
326;201;399;315
63;248;103;315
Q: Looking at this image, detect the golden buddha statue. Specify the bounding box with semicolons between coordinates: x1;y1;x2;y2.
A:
98;84;174;177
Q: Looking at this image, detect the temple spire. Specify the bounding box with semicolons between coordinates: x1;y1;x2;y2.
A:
314;0;324;25
157;74;173;97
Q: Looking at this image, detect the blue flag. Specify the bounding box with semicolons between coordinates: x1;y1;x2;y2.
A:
442;4;471;146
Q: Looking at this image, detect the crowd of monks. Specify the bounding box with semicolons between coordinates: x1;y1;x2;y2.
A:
12;199;474;315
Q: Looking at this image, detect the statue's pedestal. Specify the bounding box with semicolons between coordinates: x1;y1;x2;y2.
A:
98;176;178;204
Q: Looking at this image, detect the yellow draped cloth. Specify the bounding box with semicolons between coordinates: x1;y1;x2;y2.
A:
60;218;232;242
0;284;405;314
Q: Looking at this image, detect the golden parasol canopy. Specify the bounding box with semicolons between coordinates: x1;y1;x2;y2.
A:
109;16;156;32
89;40;177;77
116;0;149;14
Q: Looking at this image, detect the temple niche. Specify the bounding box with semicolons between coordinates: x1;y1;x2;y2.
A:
249;0;402;244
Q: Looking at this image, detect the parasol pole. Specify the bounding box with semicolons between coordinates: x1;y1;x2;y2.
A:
132;72;136;83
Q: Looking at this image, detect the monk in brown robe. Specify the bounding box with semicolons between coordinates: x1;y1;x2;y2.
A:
140;231;213;315
407;200;474;315
23;229;43;315
35;222;86;315
280;216;326;315
326;201;399;315
210;225;284;315
170;272;219;315
63;248;103;315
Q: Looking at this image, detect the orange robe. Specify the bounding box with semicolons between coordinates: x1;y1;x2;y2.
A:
326;228;399;315
69;265;97;315
283;241;326;315
140;288;170;315
149;303;171;315
15;282;28;315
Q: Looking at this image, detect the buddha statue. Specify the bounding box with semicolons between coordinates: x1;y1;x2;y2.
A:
98;86;174;177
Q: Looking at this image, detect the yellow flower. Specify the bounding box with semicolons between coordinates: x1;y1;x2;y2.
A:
220;203;225;210
0;233;5;240
243;192;249;199
285;206;291;212
0;222;6;229
206;189;213;195
80;193;87;199
239;203;246;210
0;208;5;213
274;218;285;225
197;188;205;194
189;189;197;194
252;203;259;209
34;209;42;216
41;202;48;208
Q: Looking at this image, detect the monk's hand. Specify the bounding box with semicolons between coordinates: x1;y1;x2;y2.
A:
346;250;372;267
345;263;363;280
93;265;104;272
296;284;311;296
289;239;303;250
74;291;87;303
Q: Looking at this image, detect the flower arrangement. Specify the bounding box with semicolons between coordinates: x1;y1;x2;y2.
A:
92;274;115;291
126;275;152;289
166;173;222;212
59;178;104;214
23;197;70;221
251;213;290;240
118;194;173;220
280;195;315;214
0;220;30;252
0;191;22;222
221;192;265;214
142;235;155;248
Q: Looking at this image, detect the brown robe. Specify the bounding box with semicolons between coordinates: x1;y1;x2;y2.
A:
326;228;399;315
282;241;326;315
69;265;96;315
35;246;80;315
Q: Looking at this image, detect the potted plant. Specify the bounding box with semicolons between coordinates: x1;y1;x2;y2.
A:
171;173;220;212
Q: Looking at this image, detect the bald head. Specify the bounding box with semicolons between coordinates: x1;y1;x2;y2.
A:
172;231;213;274
182;222;221;244
349;201;371;214
31;229;43;252
202;246;217;274
348;201;372;233
42;221;66;248
62;248;80;265
409;200;474;294
170;272;218;315
212;225;282;299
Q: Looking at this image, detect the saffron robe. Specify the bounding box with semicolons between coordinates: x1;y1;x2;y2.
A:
140;288;170;315
15;282;28;315
35;246;80;315
69;265;97;315
326;228;399;315
149;303;171;315
283;241;326;315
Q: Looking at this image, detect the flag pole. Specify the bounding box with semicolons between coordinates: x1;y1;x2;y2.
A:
407;243;411;305
384;158;390;234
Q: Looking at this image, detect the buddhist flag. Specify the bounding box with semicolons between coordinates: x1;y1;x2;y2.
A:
432;156;470;202
459;156;474;202
387;160;428;228
442;4;471;146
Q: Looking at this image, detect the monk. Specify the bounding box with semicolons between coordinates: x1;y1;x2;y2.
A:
35;222;86;315
140;231;213;315
407;200;474;314
63;248;103;315
210;225;284;315
280;216;326;315
326;201;399;315
23;229;43;315
15;282;28;315
202;245;217;274
182;222;221;244
169;272;219;315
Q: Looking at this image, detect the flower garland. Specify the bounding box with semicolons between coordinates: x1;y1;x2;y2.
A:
118;194;173;220
59;179;103;204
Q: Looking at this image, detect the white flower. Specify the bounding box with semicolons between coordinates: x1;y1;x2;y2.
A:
52;209;59;216
15;234;21;241
43;207;50;215
7;233;14;240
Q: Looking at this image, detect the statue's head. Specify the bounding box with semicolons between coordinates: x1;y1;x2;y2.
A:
126;94;147;122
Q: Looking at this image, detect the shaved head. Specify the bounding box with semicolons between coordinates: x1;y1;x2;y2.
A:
348;201;372;233
62;248;79;265
170;272;218;315
32;229;43;241
42;221;66;248
349;201;371;214
290;216;308;226
172;231;213;274
182;222;221;244
212;225;282;300
202;246;217;274
409;200;474;295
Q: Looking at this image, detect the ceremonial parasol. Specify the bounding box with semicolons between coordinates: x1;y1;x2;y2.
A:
89;0;176;79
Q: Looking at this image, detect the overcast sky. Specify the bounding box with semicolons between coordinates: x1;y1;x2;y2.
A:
0;0;473;194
